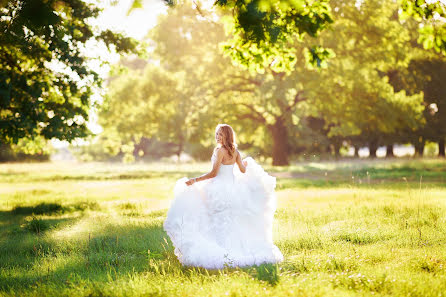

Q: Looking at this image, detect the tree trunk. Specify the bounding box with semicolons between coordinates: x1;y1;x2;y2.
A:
269;118;289;166
439;139;445;157
354;145;359;158
333;142;341;159
176;143;183;162
176;135;185;162
414;137;425;157
0;142;10;162
386;144;394;158
369;140;378;158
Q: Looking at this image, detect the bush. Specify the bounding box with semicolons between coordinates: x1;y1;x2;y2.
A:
23;216;51;234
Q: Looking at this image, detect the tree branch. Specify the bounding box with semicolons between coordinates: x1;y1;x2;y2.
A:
238;103;266;123
237;113;266;124
285;90;306;112
214;82;255;97
193;0;218;24
269;66;286;80
228;74;263;86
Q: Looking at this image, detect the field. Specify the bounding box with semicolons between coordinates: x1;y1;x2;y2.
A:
1;159;446;297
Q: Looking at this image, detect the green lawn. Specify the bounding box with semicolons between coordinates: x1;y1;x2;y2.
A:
1;159;446;296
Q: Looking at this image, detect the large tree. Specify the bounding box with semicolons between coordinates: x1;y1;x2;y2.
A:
309;0;424;158
398;55;446;157
0;0;137;145
148;3;322;165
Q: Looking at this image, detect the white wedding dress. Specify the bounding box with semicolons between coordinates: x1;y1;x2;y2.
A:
163;153;283;269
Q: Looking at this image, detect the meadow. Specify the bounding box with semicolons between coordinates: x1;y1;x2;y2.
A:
0;158;445;297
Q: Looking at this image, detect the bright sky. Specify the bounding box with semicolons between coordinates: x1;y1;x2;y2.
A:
86;0;168;75
93;0;167;40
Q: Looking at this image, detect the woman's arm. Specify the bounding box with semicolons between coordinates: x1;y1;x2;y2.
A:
235;150;247;173
185;148;224;186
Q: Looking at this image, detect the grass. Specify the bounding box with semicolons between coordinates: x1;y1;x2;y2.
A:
0;158;446;296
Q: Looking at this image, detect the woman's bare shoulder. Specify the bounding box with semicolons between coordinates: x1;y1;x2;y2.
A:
217;146;228;153
214;147;226;155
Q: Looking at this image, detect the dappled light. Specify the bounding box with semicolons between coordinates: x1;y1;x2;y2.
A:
1;160;446;296
2;0;446;295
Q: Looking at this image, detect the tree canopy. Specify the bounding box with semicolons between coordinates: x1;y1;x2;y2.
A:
153;0;445;71
400;0;446;54
0;0;138;144
100;0;428;165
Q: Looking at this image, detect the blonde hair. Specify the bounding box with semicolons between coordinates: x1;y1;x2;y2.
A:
215;124;237;158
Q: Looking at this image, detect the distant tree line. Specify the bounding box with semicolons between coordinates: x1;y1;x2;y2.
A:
96;0;445;165
2;0;445;164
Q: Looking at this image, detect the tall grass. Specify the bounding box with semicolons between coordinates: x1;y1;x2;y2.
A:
0;159;445;296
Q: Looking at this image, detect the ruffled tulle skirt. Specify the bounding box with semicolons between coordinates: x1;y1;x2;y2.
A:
163;157;283;269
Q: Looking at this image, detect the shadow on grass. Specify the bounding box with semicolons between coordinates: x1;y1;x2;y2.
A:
276;177;446;190
10;202;99;216
1;213;283;292
11;203;63;215
0;170;206;183
0;220;172;292
173;261;280;286
0;202;100;239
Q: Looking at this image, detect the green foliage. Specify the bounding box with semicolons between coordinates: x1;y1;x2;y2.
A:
70;135;122;162
102;0;432;164
0;136;53;162
155;0;446;73
385;38;446;153
309;0;425;149
216;0;333;72
0;0;138;145
148;0;333;73
22;215;51;234
101;4;231;160
408;56;446;142
400;0;446;54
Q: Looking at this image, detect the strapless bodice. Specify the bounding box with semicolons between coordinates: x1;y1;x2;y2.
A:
216;163;235;181
211;151;235;181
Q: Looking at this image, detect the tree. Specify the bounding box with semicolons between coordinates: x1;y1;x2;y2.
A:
100;4;229;161
385;11;446;158
149;3;326;165
404;56;446;157
100;64;206;160
102;3;307;164
0;0;138;145
309;0;424;158
0;135;53;162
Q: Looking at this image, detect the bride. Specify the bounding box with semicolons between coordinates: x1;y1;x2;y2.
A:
163;124;283;269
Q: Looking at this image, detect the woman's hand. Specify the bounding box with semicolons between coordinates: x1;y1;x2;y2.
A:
185;178;196;186
242;160;248;167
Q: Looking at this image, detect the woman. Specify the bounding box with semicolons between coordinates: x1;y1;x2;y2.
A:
163;124;283;269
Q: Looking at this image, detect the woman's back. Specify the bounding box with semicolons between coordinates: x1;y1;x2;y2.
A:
213;147;237;165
